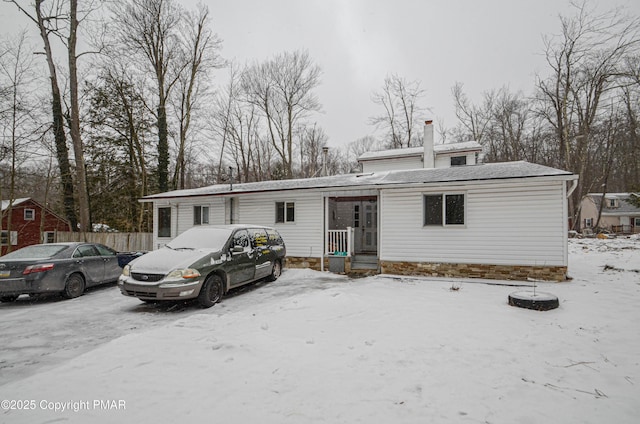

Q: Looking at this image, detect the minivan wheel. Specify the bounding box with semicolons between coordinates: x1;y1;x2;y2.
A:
62;273;86;299
198;275;224;308
267;260;282;282
0;295;19;303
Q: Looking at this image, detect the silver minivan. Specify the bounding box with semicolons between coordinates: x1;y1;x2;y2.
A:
118;225;286;308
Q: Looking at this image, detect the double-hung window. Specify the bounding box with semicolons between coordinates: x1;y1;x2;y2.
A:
424;193;465;226
276;202;295;223
194;206;209;225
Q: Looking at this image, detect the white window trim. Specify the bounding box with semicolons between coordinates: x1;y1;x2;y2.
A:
193;205;210;225
423;192;467;228
24;208;35;221
43;231;56;243
1;230;18;246
276;201;296;224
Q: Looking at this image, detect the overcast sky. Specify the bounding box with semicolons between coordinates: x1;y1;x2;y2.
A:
2;0;639;148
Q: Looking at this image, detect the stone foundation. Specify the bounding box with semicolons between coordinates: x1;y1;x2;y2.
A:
286;256;568;282
380;260;568;282
286;256;354;273
285;256;323;271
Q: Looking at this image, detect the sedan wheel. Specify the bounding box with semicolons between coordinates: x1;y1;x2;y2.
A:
0;295;19;303
267;260;282;282
197;275;224;308
62;273;86;299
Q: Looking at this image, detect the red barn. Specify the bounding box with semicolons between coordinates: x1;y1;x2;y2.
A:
1;198;71;256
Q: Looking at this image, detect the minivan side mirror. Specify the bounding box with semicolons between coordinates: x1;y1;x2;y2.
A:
232;245;244;254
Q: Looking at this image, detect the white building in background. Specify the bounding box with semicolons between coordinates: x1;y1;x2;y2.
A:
141;121;578;282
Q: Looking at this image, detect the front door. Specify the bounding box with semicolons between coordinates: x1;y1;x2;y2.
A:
353;200;377;254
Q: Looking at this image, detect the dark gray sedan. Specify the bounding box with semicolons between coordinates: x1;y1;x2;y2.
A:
0;242;123;302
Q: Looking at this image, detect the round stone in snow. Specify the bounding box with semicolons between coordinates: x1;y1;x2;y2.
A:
508;291;559;311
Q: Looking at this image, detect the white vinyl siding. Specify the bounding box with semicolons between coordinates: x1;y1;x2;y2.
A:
380;181;567;266
151;193;323;257
237;192;323;258
175;198;225;234
361;157;423;173
435;152;477;168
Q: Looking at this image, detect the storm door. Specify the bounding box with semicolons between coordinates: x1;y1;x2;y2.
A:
354;200;377;254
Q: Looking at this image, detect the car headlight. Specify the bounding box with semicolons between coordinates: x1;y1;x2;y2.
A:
121;264;131;277
165;268;201;281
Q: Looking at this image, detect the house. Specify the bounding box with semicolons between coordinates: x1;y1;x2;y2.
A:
358;121;482;172
1;198;71;255
140;121;578;282
580;193;640;235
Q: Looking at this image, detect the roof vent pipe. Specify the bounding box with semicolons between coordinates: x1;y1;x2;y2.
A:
322;146;329;176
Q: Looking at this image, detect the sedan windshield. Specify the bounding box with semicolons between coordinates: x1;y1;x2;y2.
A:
167;227;233;250
1;244;68;259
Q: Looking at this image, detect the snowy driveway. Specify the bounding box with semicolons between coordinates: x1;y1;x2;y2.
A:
1;239;639;423
0;270;345;385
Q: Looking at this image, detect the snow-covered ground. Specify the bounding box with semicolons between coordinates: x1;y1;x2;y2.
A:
1;237;639;423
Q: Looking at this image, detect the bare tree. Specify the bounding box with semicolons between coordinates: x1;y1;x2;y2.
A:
210;64;267;183
370;74;426;148
451;82;493;144
171;3;223;189
242;49;322;179
112;0;185;193
7;0;78;229
345;135;383;172
0;32;43;251
297;123;328;178
536;1;640;228
66;0;93;231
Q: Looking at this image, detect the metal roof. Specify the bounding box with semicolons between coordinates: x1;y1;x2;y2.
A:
142;161;576;201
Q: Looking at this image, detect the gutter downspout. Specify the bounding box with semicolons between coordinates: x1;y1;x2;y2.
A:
321;196;327;272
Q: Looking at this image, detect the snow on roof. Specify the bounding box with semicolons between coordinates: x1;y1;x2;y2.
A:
434;140;482;153
586;193;640;214
1;198;30;211
358;141;482;161
142;161;575;201
586;192;637;198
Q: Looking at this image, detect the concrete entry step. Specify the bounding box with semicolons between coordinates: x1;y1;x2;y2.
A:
351;254;378;270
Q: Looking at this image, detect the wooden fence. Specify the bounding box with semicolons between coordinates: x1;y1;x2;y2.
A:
55;232;152;252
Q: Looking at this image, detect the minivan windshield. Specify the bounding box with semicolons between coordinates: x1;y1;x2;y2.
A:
167;227;233;250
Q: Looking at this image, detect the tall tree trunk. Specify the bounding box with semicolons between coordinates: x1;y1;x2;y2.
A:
68;0;90;231
157;103;169;192
33;0;78;230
